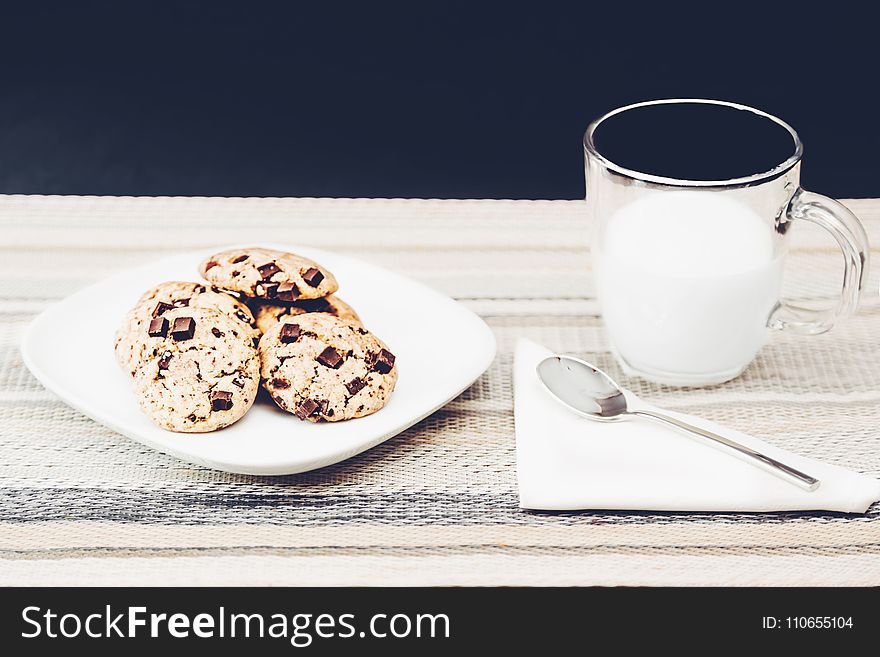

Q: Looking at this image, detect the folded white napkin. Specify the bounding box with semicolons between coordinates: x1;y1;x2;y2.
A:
515;338;880;513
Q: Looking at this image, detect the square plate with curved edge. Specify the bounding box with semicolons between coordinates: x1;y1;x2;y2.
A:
21;245;496;475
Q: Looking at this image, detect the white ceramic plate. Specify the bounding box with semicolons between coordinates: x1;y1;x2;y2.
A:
21;245;496;475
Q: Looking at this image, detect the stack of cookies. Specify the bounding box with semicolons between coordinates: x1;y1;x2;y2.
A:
114;247;398;433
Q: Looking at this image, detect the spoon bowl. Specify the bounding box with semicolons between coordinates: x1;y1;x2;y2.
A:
536;355;629;421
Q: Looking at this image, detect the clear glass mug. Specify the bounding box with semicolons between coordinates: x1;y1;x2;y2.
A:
584;99;870;386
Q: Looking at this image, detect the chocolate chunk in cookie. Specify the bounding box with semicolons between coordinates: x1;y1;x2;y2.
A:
276;282;300;301
369;348;396;374
257;262;281;278
171;316;196;341
148;317;169;338
152;301;173;317
301;267;324;287
280;323;301;343
317;346;344;369
157;351;173;370
210;390;234;411
260;282;279;299
345;377;366;395
295;398;320;420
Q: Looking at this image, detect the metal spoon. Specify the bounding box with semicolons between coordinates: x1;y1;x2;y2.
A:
536;355;820;492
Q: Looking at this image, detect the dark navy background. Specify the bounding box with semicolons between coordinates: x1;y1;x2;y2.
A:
1;1;877;198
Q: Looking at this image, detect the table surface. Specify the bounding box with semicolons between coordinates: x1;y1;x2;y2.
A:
1;194;879;586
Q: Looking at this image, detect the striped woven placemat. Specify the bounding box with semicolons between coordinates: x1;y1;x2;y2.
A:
1;195;879;586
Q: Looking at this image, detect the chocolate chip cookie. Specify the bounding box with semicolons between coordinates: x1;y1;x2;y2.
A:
131;306;260;432
199;247;338;301
114;281;259;376
249;295;362;334
260;314;397;422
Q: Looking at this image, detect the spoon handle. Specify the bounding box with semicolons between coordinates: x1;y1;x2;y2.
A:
630;410;820;492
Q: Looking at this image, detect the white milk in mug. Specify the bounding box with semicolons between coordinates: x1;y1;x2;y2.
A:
595;191;784;381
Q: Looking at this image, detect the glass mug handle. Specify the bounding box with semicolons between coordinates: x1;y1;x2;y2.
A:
768;188;870;335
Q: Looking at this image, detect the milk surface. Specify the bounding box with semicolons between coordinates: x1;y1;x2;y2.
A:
596;191;783;380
